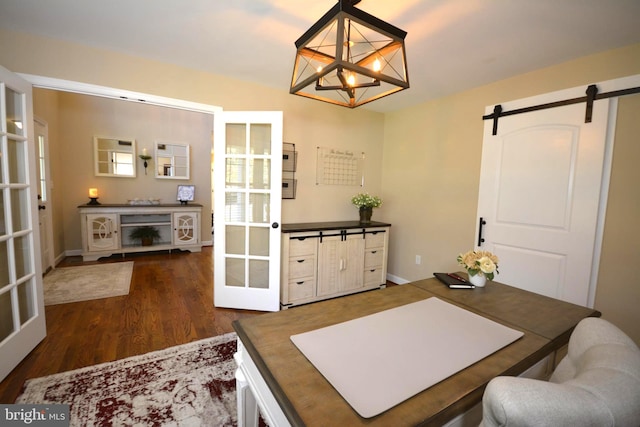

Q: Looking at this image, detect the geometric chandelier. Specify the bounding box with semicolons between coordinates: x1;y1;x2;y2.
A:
290;0;409;108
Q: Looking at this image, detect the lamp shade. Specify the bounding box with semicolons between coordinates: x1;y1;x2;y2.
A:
290;0;409;108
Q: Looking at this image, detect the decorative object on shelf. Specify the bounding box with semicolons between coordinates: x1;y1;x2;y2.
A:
351;193;382;224
290;0;409;108
129;226;161;246
139;147;152;175
127;198;161;205
457;250;500;288
87;188;100;205
177;185;195;205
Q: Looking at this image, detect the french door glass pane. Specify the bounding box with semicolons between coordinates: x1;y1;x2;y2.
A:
225;225;245;255
225;192;245;222
5;87;25;137
249;158;271;189
0;240;8;287
14;234;32;279
225;158;246;188
225;258;244;287
10;188;30;232
250;124;271;155
225;124;246;154
0;290;14;341
17;279;35;325
249;227;269;256
8;138;27;184
0;191;5;236
248;193;269;223
38;136;47;202
248;259;269;289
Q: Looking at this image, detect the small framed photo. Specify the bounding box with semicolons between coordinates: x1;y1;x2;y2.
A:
177;185;195;204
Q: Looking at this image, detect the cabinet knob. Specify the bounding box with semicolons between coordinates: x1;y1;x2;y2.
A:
272;222;279;229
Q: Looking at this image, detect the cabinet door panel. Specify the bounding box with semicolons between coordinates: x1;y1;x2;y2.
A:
342;235;364;292
86;214;118;251
317;236;341;297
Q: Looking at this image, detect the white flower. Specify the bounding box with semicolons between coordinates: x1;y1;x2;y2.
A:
478;256;496;274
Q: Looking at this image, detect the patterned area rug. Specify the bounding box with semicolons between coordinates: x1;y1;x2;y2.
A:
16;333;239;426
43;262;134;306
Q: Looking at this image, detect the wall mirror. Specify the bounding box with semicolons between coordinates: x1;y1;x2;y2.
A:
94;136;137;177
155;141;190;179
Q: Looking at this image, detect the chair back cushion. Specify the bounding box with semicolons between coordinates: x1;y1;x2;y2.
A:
481;317;640;427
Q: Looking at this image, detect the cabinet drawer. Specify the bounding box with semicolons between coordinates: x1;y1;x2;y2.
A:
364;268;385;287
365;231;386;248
288;278;315;301
364;249;384;268
289;236;317;257
289;256;315;278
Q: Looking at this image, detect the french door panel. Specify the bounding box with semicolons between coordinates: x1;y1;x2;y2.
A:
213;111;282;311
0;65;46;381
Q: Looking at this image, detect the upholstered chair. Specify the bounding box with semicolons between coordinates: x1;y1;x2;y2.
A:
480;317;640;427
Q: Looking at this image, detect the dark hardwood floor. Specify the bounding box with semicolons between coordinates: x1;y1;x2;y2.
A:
0;246;264;403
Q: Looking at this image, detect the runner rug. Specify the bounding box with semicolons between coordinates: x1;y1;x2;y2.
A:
43;262;134;306
16;333;241;426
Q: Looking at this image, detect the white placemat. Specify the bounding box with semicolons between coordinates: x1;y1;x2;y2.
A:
290;297;523;418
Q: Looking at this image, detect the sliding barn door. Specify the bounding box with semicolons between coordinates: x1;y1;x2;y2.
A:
476;87;611;307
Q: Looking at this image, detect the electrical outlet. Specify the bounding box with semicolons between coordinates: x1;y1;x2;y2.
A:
415;255;421;265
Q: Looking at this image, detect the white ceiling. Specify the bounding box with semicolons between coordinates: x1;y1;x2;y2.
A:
1;0;639;113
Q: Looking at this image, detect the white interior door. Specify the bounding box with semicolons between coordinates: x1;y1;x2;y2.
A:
476;88;611;307
0;65;46;381
213;111;282;311
34;118;54;273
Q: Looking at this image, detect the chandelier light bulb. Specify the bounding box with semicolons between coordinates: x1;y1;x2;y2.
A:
373;58;381;72
347;73;356;86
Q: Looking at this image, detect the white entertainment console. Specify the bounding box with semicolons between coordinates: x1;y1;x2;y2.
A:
78;204;202;261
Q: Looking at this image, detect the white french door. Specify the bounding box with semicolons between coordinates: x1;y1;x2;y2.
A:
213;111;283;311
476;85;614;307
0;65;46;381
34;118;54;273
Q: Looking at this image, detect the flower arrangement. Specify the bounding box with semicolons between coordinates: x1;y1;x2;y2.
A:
457;250;499;280
351;193;383;209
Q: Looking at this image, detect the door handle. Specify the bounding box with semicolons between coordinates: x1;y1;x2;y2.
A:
478;217;486;246
38;205;46;210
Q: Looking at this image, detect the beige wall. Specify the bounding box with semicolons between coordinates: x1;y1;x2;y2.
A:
382;43;640;343
1;29;639;343
595;94;640;343
36;90;213;250
0;28;386;254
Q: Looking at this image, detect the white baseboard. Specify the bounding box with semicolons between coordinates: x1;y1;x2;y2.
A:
387;273;410;285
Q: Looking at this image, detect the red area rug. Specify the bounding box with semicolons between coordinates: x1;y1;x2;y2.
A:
16;333;239;426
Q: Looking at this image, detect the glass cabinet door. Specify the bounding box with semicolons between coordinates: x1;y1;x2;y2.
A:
173;212;198;245
86;214;119;251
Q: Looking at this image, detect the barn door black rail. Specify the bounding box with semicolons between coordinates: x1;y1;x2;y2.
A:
483;84;640;135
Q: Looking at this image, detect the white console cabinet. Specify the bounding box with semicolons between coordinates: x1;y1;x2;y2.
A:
280;221;390;308
79;204;202;261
